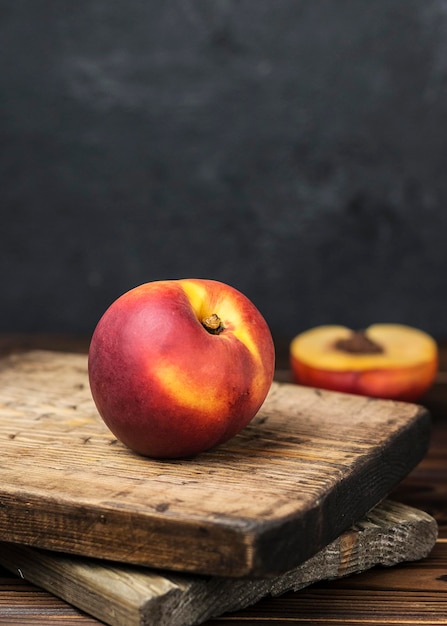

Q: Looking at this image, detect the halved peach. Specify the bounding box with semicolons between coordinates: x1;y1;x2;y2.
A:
290;324;438;401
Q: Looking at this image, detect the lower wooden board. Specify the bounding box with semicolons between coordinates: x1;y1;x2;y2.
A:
0;501;437;626
0;351;432;577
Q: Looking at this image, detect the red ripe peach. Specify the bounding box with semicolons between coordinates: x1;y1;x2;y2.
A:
88;279;275;458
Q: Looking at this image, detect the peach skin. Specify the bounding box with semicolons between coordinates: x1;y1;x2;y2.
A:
88;279;275;458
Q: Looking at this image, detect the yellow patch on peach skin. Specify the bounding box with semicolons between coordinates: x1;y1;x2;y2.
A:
150;359;232;417
178;279;208;318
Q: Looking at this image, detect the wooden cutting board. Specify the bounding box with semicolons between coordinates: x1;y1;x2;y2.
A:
0;501;438;626
0;350;431;578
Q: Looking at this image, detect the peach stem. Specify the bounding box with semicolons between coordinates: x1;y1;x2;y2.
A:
202;313;224;335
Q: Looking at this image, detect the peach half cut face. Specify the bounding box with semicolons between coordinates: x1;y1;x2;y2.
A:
290;324;438;402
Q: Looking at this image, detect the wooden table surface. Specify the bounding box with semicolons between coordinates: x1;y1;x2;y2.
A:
0;333;446;625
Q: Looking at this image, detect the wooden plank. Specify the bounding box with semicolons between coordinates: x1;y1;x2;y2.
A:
223;543;447;626
221;590;447;625
0;351;431;577
0;575;101;625
0;501;437;626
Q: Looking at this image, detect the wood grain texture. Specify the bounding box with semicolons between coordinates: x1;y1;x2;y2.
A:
212;542;447;625
0;500;437;626
0;350;431;577
0;573;100;625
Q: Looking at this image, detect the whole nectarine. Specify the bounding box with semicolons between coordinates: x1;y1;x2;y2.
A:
88;279;275;458
290;324;438;402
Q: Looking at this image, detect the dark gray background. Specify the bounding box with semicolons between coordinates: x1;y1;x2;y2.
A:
2;1;447;339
